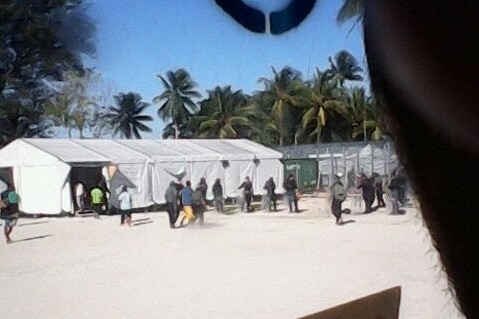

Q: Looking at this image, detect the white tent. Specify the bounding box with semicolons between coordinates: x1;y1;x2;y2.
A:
191;139;285;197
72;139;152;208
0;138;284;215
0;139;108;214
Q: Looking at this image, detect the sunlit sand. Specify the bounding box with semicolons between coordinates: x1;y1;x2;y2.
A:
0;196;462;319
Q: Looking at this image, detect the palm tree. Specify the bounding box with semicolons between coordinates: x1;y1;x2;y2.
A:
328;50;364;87
194;86;258;138
44;69;100;138
347;87;383;141
336;0;364;26
258;66;305;146
300;69;351;143
154;69;201;135
107;92;153;139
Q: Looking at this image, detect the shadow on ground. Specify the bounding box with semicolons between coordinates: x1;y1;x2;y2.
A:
18;221;49;227
13;234;53;243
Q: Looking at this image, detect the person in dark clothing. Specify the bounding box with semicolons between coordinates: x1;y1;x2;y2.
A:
330;172;347;225
283;174;299;213
264;177;277;211
372;173;386;208
192;186;205;225
356;174;375;214
1;184;19;244
175;179;184;219
164;181;178;228
198;177;208;202
98;177;111;214
395;169;408;206
238;176;253;212
212;178;224;213
388;173;401;215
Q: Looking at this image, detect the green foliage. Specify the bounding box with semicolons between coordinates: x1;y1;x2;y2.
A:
0;0;95;146
336;0;364;26
194;86;258;139
107;92;153;139
159;50;384;147
154;68;201;138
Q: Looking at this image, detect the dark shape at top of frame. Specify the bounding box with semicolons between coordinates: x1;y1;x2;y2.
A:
270;0;317;34
215;0;266;33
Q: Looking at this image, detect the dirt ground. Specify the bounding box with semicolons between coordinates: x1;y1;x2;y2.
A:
0;196;463;319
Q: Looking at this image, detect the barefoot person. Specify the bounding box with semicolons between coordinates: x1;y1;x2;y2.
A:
118;186;132;226
1;184;19;244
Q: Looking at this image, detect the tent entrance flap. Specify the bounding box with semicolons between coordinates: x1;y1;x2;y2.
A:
70;166;106;211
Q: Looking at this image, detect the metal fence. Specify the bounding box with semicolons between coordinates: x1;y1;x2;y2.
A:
278;141;399;190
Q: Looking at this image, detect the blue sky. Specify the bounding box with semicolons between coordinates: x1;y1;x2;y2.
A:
85;0;364;137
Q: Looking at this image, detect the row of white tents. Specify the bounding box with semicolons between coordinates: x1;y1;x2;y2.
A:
0;139;284;215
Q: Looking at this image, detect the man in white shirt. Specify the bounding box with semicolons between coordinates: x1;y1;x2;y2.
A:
74;182;85;213
118;186;132;226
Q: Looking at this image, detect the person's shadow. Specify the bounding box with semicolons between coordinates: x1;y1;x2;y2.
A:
338;220;356;226
12;234;53;243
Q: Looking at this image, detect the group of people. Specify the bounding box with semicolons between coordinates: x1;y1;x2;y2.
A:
329;170;409;225
239;174;301;213
162;174;302;228
74;180;111;218
164;178;213;229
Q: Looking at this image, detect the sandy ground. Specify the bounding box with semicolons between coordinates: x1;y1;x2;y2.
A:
0;196;464;319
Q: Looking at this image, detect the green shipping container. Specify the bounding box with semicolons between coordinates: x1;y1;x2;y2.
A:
284;159;318;193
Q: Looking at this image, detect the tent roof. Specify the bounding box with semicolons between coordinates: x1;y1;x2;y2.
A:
154;140;222;161
72;139;150;164
115;140;188;162
24;139;110;164
230;139;283;159
0;138;283;166
191;139;255;160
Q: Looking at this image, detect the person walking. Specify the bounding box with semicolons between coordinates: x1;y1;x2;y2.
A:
330;172;347;225
238;176;253;212
175;179;184;220
1;184;19;244
212;178;224;213
192;186;206;225
265;177;277;211
90;183;104;219
283;174;299;213
261;180;270;210
74;182;85;213
357;174;375;214
164;181;178;228
372;173;386;208
388;173;401;215
198;177;208;203
118;186;132;226
179;180;195;227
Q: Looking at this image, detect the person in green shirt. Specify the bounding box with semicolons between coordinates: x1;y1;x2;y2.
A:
90;184;104;219
1;183;19;244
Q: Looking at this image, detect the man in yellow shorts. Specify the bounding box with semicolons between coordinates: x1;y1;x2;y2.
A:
179;180;194;227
